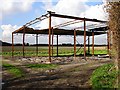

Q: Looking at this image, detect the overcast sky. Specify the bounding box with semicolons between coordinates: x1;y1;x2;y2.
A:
0;0;108;45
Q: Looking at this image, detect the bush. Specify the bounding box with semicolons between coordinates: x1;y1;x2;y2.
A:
90;64;118;88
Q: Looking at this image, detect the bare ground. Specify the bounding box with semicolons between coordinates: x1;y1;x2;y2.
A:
2;56;113;89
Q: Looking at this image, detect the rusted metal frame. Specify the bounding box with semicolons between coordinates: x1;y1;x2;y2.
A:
51;28;54;57
26;21;40;27
74;29;76;58
23;26;25;57
84;20;86;60
92;30;94;56
88;36;90;55
53;20;83;29
73;23;98;30
12;32;14;57
51;13;107;23
53;19;76;28
25;13;48;26
12;27;24;33
56;35;58;56
36;34;38;56
48;13;51;62
27;17;48;27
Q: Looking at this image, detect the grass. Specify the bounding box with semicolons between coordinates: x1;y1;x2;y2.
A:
92;49;107;55
1;46;108;56
3;63;24;77
90;63;118;88
26;64;58;69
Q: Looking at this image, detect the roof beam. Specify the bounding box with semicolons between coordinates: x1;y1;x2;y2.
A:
24;13;49;26
51;13;107;23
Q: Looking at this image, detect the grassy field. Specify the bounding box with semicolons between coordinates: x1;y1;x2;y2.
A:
1;46;108;56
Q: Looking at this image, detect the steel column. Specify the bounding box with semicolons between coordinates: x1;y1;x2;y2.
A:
74;30;76;58
57;35;58;57
88;36;90;54
52;28;54;57
36;34;38;56
84;20;86;59
48;13;51;62
12;33;14;57
92;30;94;56
23;26;25;57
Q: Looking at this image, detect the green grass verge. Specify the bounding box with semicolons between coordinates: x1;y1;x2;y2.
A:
3;63;24;77
90;63;118;88
26;64;58;69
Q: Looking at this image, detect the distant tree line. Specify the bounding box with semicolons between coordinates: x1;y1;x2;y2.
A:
0;40;109;46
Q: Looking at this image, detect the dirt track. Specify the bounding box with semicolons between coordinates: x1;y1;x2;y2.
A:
2;57;112;89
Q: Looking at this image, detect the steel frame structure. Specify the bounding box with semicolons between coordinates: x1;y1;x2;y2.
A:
12;11;110;62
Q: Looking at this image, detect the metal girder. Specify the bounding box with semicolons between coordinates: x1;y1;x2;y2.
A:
24;13;49;26
53;19;83;29
13;27;106;36
51;13;107;23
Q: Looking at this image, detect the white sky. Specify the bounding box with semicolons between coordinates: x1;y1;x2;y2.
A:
0;0;109;45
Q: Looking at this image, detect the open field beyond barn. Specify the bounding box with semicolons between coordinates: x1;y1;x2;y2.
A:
1;46;107;57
